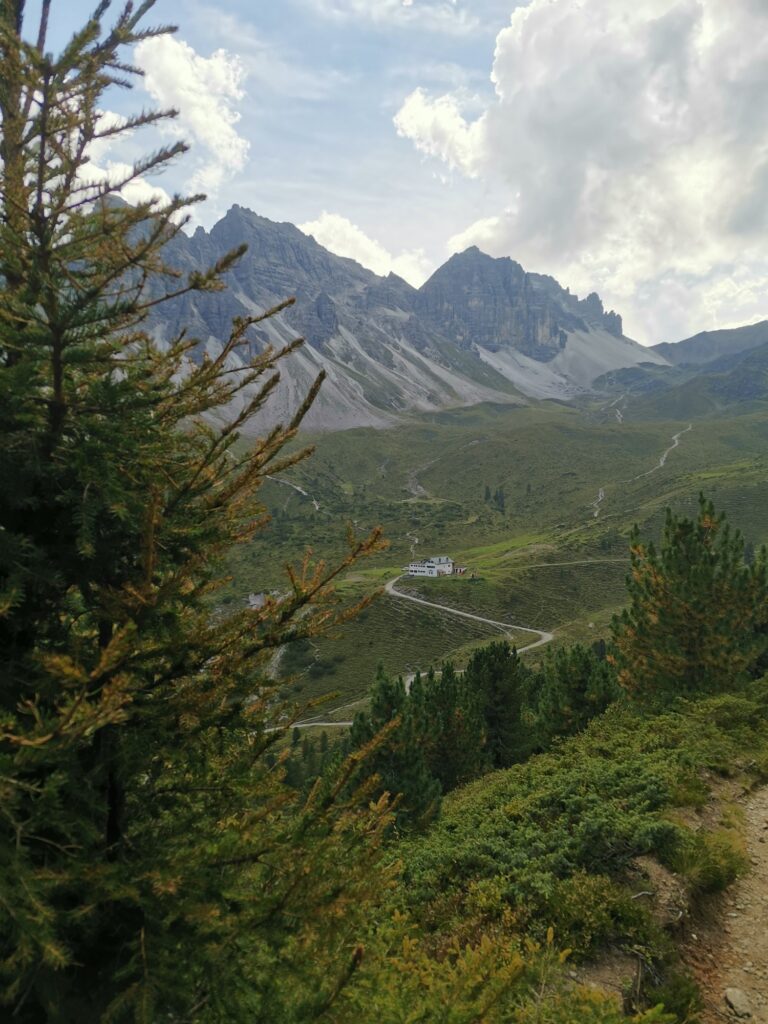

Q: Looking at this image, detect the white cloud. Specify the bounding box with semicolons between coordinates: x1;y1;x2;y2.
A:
299;211;433;285
306;0;480;33
395;0;768;343
134;36;249;198
394;88;486;174
81;111;174;210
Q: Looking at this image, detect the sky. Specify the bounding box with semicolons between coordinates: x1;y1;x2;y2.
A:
30;0;768;345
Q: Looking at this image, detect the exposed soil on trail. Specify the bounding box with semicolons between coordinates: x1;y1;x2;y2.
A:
684;786;768;1022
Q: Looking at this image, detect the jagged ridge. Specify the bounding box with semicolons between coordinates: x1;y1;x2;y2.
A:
148;206;668;431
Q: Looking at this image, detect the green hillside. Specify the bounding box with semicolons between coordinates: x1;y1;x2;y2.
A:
227;400;768;715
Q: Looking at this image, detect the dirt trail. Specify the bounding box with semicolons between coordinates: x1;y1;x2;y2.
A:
266;474;322;511
690;787;768;1022
628;424;693;482
587;424;692;521
591;487;606;518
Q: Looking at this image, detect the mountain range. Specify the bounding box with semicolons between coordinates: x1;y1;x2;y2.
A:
150;206;768;431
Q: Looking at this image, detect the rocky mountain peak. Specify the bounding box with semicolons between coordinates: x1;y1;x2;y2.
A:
415;246;620;361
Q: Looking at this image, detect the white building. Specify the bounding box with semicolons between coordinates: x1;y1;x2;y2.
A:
430;556;454;574
405;555;454;577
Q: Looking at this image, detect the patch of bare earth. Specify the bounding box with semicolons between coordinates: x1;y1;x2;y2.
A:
566;857;690;1007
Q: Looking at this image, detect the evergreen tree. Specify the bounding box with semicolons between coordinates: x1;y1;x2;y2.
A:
349;668;441;829
462;641;531;767
528;644;621;748
0;4;388;1019
422;663;488;790
610;496;768;703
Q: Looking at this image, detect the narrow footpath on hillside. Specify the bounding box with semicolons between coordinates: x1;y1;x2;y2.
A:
628;423;693;483
266;474;322;511
687;786;768;1022
590;423;693;519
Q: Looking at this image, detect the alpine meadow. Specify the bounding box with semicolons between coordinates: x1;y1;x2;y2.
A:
1;2;768;1023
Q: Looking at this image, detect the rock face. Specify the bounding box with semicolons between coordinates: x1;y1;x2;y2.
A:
148;206;666;431
417;247;623;361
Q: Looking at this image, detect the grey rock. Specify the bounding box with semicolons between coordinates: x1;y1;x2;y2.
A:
415;248;623;361
725;988;752;1017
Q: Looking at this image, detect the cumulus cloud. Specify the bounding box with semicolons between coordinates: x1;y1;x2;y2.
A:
394;88;486;173
299;212;433;286
307;0;480;33
395;0;768;342
134;36;249;198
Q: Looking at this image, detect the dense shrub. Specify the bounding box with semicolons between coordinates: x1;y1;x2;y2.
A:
397;692;768;956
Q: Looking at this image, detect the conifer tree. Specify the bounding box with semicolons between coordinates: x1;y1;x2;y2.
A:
422;663;488;790
463;641;530;767
349;668;440;828
529;644;620;747
610;496;768;703
0;4;389;1019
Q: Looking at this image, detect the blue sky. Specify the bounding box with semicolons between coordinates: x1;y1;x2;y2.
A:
27;0;768;344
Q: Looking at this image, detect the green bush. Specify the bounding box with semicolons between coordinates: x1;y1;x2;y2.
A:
544;873;651;952
644;971;703;1023
398;695;767;956
667;827;747;894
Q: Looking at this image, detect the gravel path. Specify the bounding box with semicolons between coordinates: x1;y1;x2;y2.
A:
589;423;693;520
692;787;768;1022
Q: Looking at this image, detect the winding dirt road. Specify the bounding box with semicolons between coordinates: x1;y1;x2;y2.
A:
384;576;553;653
284;575;554;729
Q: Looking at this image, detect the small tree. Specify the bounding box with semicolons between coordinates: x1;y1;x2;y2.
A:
528;644;620;747
423;662;488;790
463;641;530;767
0;3;388;1020
349;668;441;829
610;496;768;703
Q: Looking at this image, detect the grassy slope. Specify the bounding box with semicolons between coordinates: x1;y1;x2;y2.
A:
226;400;768;711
